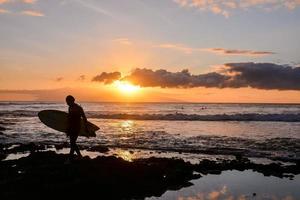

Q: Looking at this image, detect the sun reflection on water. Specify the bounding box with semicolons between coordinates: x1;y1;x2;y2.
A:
121;120;134;129
114;149;135;162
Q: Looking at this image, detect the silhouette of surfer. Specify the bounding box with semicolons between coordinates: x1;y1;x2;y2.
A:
66;95;88;158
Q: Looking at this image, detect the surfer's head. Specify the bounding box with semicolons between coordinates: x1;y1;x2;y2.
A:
66;95;75;106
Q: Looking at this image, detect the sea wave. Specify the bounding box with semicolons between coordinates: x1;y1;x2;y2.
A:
1;110;300;122
88;113;300;122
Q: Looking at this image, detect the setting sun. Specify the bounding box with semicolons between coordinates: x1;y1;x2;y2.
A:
113;80;140;94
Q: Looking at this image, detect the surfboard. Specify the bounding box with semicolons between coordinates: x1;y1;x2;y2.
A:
38;110;98;137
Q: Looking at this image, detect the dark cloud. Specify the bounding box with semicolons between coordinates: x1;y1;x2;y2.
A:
92;72;121;84
78;75;86;81
223;62;300;90
55;77;63;82
209;48;275;56
123;68;228;88
93;63;300;90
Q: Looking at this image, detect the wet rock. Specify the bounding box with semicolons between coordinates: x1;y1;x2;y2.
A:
5;142;46;154
0;152;197;199
194;158;299;179
54;142;69;150
88;145;109;153
0;126;6;131
0;153;7;161
1;143;299;199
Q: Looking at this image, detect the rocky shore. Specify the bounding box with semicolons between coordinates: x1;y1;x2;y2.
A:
0;143;299;199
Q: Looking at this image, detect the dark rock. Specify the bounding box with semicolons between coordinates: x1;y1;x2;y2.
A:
1;143;299;199
54;142;69;150
88;145;109;153
0;152;196;199
5;142;46;154
0;153;7;161
0;126;5;131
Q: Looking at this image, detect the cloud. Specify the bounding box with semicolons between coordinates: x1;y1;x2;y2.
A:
0;8;10;13
74;0;114;18
156;43;275;56
94;63;300;90
21;10;44;17
21;0;36;3
174;0;300;17
0;0;9;3
123;68;229;88
205;48;275;56
156;43;194;54
55;77;63;82
113;38;132;45
0;0;37;4
0;0;39;16
92;72;121;84
210;4;230;17
221;62;300;90
77;75;86;81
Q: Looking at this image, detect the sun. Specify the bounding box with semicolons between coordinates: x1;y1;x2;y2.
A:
113;80;140;94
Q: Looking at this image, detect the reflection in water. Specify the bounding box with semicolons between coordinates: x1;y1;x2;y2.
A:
4;152;30;160
149;170;299;200
178;186;230;200
120;120;134;132
177;185;296;200
114;149;135;162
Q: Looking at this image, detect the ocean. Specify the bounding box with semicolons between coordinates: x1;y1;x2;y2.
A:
0;102;299;162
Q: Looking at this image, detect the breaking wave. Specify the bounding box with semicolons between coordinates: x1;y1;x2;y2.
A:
1;110;300;122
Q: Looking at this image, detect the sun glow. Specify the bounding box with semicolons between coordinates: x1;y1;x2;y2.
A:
114;80;140;94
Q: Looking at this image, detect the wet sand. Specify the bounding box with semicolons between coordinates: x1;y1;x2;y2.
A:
0;143;299;199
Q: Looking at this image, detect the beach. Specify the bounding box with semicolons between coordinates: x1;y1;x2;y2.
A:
2;0;300;198
0;102;299;199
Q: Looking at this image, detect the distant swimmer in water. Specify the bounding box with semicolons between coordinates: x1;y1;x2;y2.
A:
65;95;88;159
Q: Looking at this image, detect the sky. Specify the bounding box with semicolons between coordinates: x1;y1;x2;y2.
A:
0;0;300;103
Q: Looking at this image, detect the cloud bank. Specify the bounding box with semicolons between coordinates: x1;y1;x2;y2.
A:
92;63;300;90
206;48;275;56
77;75;86;81
174;0;300;17
0;8;10;13
55;77;63;82
156;43;275;56
21;10;44;17
0;0;37;4
92;72;121;84
0;0;43;16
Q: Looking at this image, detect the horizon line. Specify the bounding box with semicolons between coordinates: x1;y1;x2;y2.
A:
0;100;300;105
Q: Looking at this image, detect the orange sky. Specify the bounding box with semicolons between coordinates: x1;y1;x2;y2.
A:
1;0;300;103
1;85;300;103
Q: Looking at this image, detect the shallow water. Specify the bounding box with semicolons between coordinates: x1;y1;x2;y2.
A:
1;102;300;162
148;170;300;200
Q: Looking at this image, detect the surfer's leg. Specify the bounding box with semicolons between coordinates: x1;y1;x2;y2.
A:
69;134;76;156
73;134;82;156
